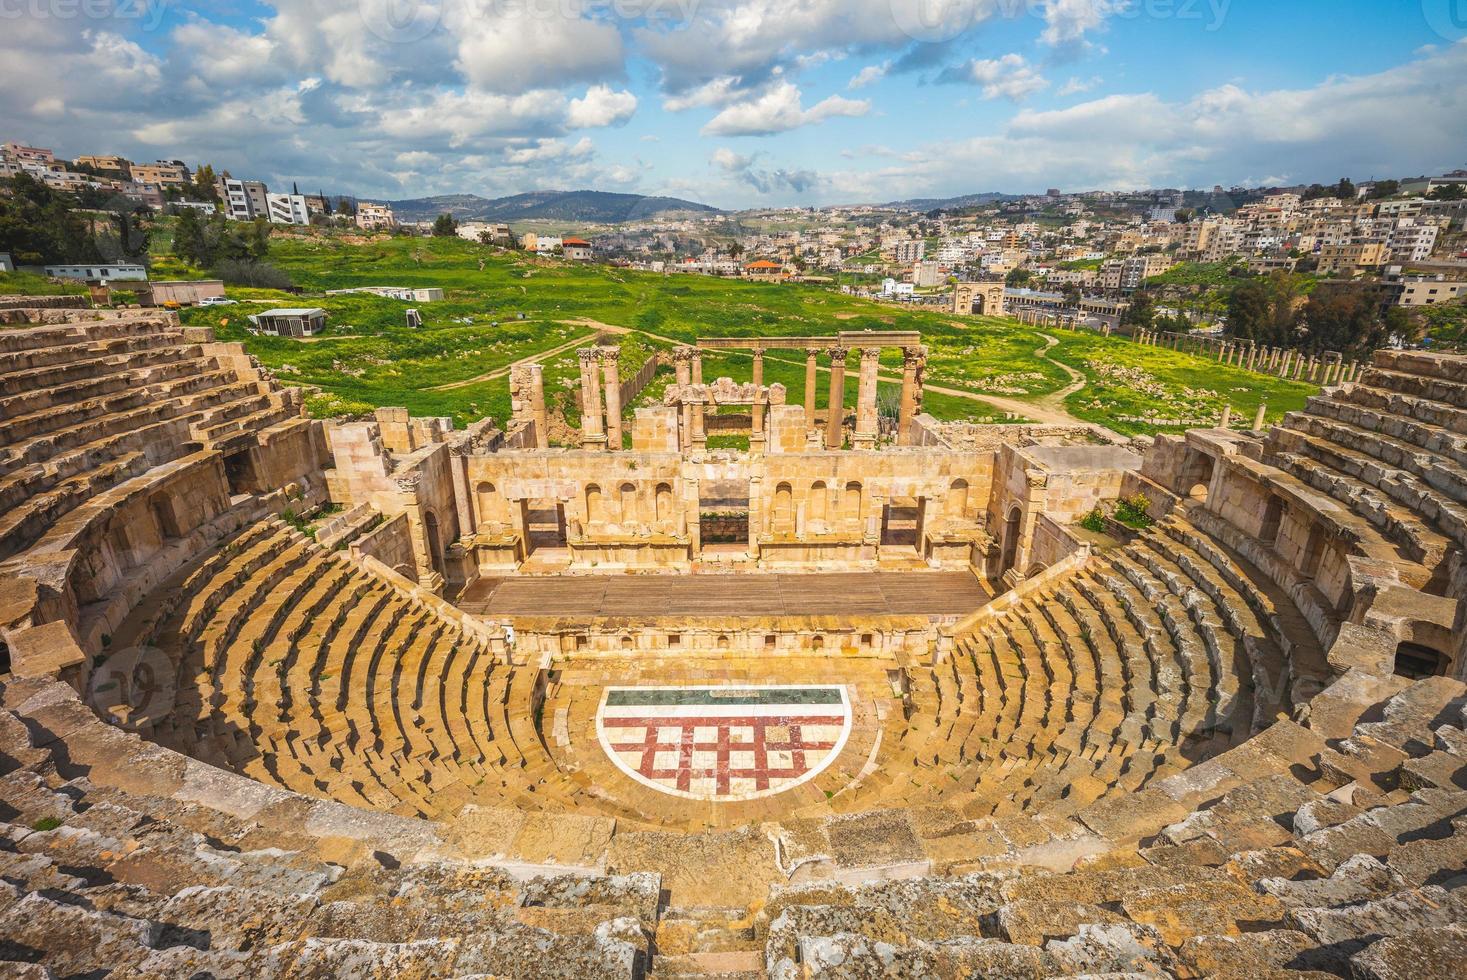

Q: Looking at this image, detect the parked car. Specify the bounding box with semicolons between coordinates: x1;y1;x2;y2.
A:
199;297;237;306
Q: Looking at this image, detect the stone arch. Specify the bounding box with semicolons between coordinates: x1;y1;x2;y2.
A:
773;482;794;530
585;484;604;523
844;481;863;522
655;483;674;524
475;481;503;525
809;481;828;524
946;479;969;518
619;482;637;523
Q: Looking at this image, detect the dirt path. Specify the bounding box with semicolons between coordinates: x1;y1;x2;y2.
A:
428;328;602;392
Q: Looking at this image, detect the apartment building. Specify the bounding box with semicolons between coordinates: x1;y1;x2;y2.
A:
217;177;270;221
1101;253;1172;291
74;155;131;177
913;260;943;288
130;161;190;187
1318;241;1388;276
1395;275;1467;307
1387;220;1439;264
356;202;396;230
1;143;54;166
265;192;310;225
893;239;925;264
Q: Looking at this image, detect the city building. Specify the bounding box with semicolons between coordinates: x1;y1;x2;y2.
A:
266;192;311;225
356;202;397;230
218;177;269;221
560;237;593;261
1318;241;1389;276
893;239;925;264
130;161;190;187
74;155;131;177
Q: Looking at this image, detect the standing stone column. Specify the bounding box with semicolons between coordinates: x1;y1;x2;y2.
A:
673;346;695;448
688;393;707;448
897;346;924;445
601;348;622;450
804;347;820;425
1254;402;1268;430
751;346;766;435
692;350;703;385
529;363;548;449
578;348;606;450
853;347;882;450
825;346;848;450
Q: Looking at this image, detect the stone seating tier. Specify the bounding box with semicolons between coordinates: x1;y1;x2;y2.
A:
1;662;1461;978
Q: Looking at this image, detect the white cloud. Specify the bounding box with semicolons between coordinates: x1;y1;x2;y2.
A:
506;137;595;164
943;53;1049;101
567;86;638;128
455;11;623;93
848;63;889;89
702;82;870;136
1039;0;1125;48
1058;75;1103;96
663;77;746;112
711;147;754;171
640;0;996;92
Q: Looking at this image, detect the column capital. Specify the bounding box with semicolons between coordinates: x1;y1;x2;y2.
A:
598;346;621;366
671;345;698;364
578;347;601;365
805;346;823;359
859;346;882;363
826;345;849;361
902;345;927;366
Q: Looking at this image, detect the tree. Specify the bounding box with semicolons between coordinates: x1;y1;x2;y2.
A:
1121;290;1156;331
1005;268;1032;287
1428;183;1466;202
172;207;208;266
432;213;458;237
1225;271;1306;347
1303;285;1418;357
0;172;101;265
190;164;219;202
1334;177;1356;200
1174;208;1194;224
317;190;332;215
728;241;744;259
1368;179;1400;199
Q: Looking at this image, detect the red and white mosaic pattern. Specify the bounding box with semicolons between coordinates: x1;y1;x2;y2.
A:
595;686;853;802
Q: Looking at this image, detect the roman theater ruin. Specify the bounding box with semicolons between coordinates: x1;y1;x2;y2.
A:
0;296;1464;977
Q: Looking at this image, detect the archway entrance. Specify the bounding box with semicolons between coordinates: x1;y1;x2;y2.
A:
1393;642;1447;680
1000;507;1022;576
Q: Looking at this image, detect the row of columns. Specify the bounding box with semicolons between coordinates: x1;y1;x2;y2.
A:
578;346;623;451
1133;329;1362;386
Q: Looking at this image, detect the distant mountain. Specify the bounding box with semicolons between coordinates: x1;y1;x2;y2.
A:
880;192;1021;211
387;190;722;223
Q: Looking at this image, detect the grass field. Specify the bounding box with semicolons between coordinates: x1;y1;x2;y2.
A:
4;228;1318;438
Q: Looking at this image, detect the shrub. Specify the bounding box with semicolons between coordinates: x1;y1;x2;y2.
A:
214;259;295;290
1079;507;1106;533
1114;493;1154;529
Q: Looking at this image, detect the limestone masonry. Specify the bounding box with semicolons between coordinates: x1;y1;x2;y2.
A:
0;296;1463;978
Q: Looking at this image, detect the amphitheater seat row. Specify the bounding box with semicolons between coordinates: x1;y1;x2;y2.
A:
121;517;598;822
1261;347;1467;589
0;313;300;561
3;647;1461;978
842;512;1323;822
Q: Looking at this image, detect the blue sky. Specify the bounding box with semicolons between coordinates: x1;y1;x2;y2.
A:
2;1;1463;208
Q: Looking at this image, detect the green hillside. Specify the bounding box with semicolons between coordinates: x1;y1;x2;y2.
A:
6;228;1317;440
